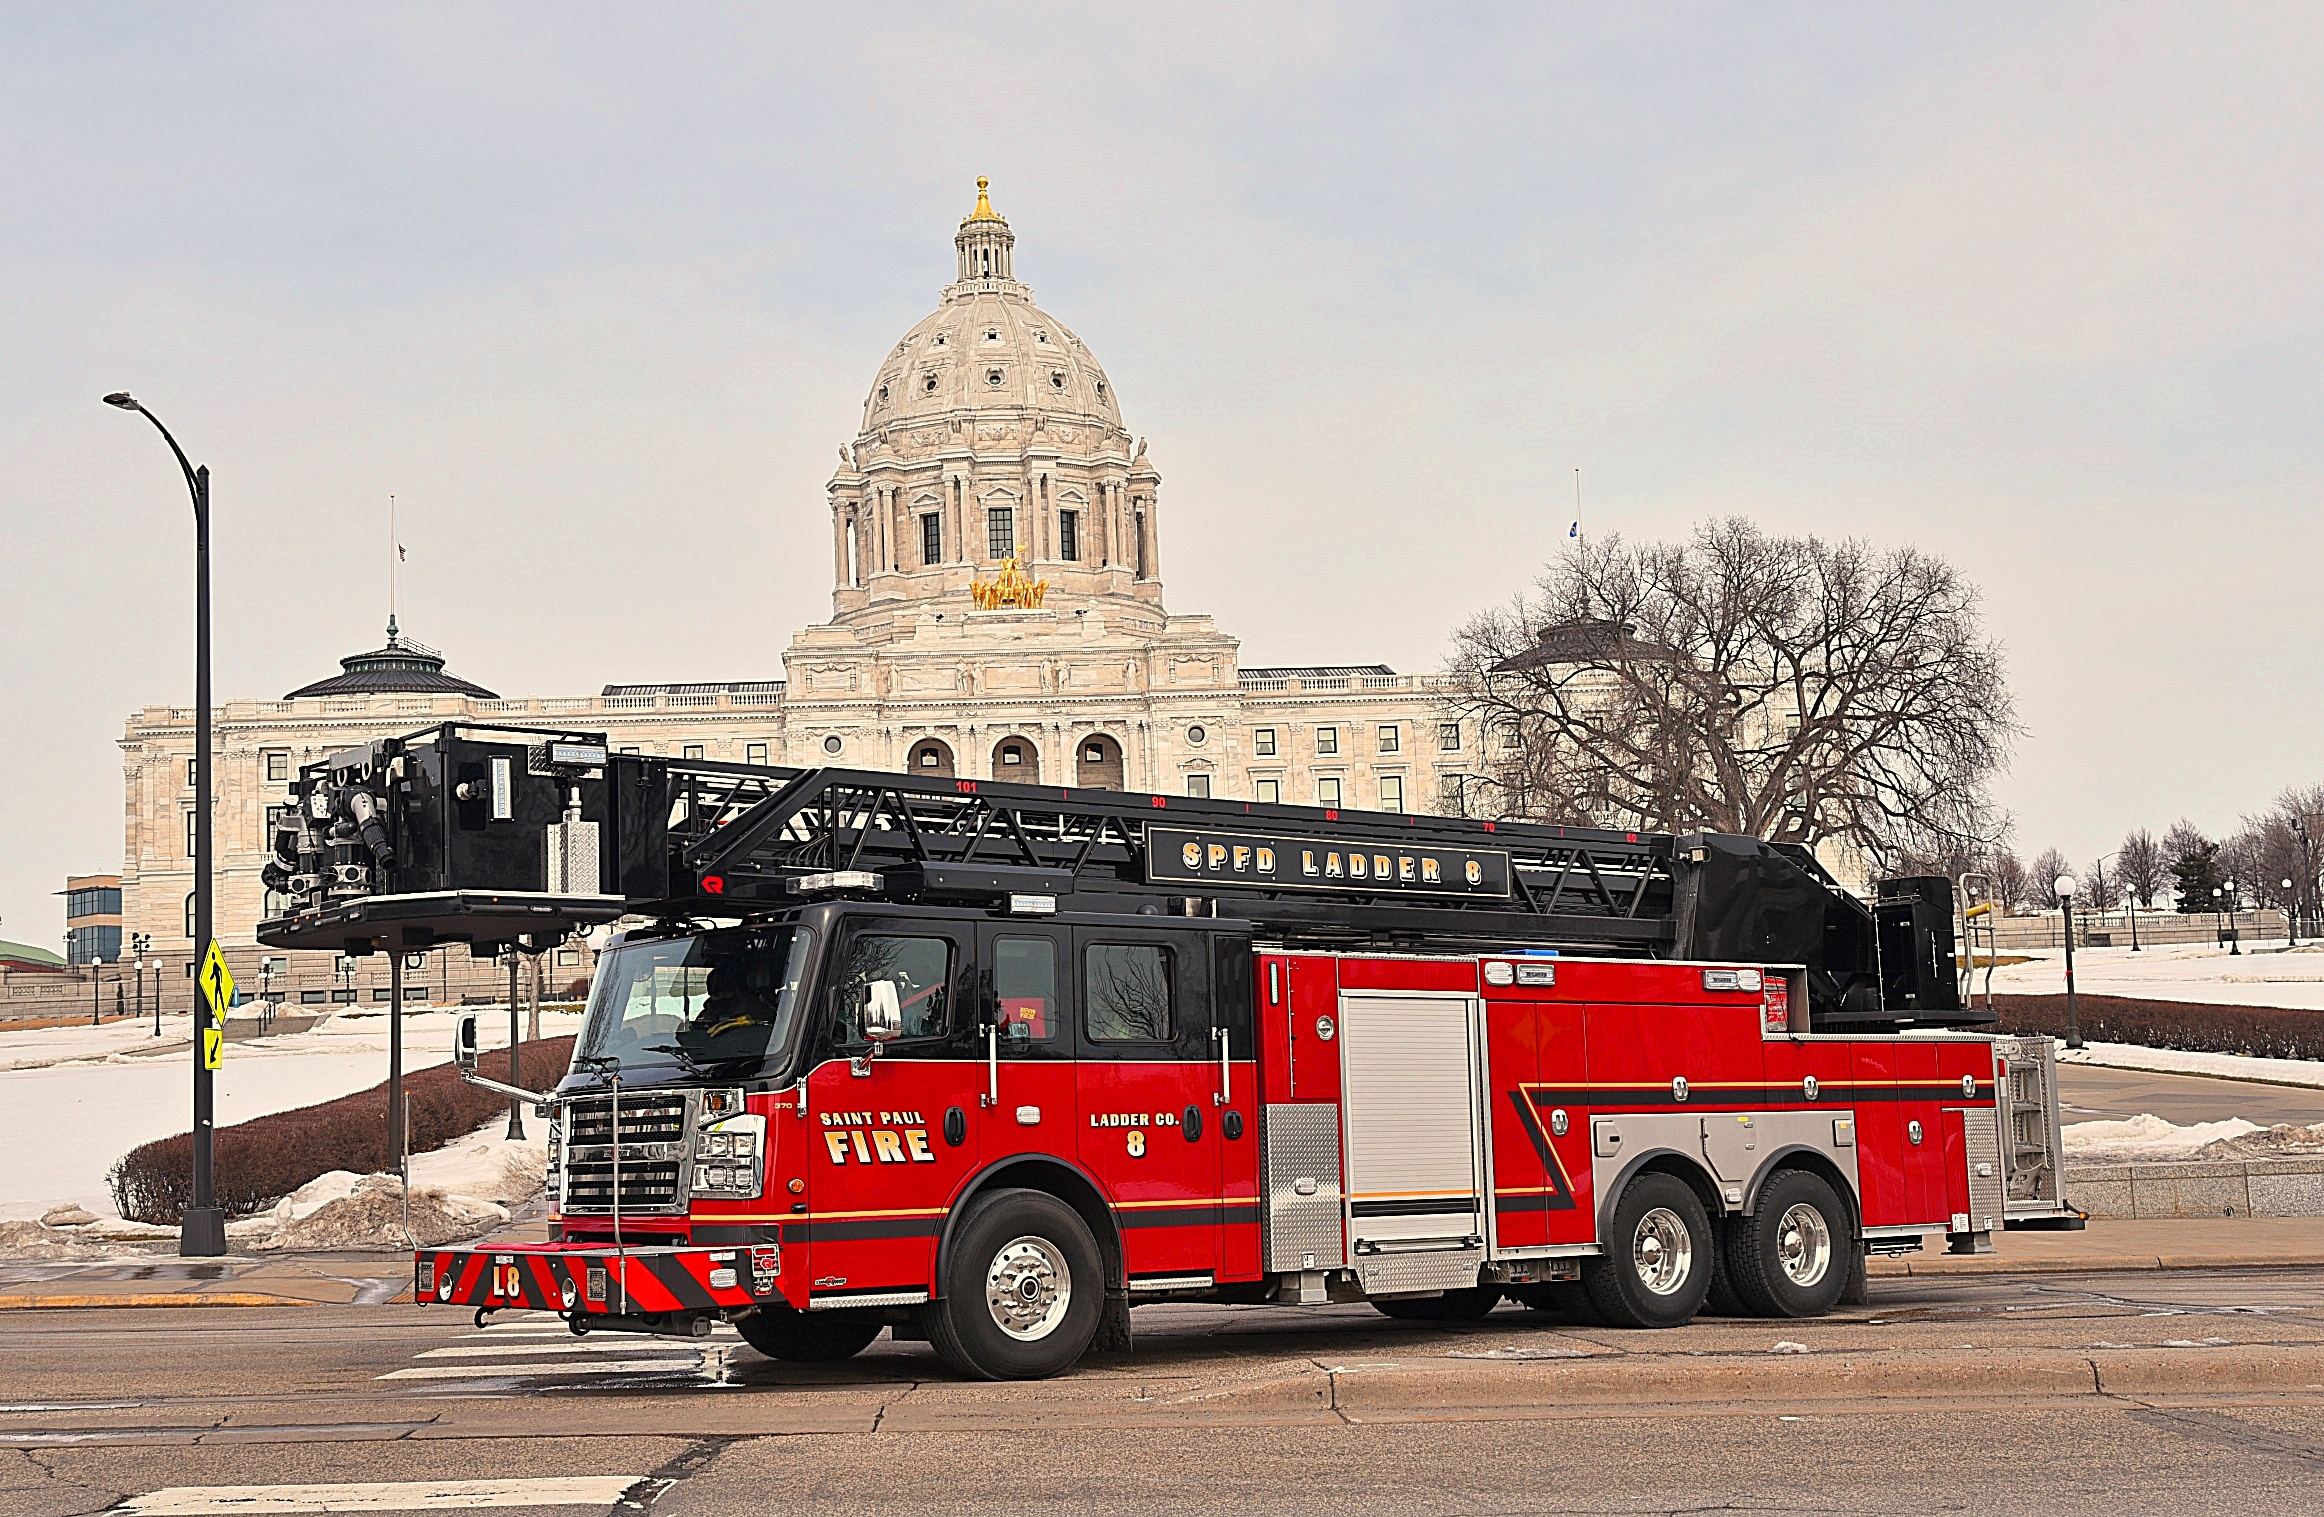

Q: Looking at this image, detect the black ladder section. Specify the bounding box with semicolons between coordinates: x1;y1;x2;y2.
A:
255;723;1974;1030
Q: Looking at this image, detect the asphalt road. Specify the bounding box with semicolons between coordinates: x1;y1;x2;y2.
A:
4;1267;2321;1516
2057;1064;2323;1127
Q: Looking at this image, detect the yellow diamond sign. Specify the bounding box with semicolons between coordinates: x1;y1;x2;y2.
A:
198;940;234;1070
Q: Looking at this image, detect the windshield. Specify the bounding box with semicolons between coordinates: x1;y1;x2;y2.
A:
576;925;815;1074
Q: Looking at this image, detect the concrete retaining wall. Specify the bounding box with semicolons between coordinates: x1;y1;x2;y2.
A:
2066;1158;2324;1219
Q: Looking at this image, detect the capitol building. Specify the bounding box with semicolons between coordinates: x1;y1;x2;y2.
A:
116;181;1472;979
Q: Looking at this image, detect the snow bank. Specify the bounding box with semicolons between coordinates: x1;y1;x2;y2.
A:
242;1118;549;1252
2063;1114;2263;1161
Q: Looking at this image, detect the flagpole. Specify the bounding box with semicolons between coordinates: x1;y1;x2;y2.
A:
389;493;397;628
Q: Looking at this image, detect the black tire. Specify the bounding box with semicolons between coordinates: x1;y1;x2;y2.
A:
927;1188;1104;1380
734;1305;885;1362
1723;1169;1853;1319
1700;1220;1749;1318
1506;1280;1601;1324
1371;1286;1502;1322
1582;1171;1714;1329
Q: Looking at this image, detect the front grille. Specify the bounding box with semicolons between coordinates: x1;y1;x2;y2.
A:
562;1093;691;1214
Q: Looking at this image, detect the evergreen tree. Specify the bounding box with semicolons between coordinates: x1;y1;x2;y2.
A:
2171;840;2222;914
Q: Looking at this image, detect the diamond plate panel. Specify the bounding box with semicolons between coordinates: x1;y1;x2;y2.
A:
1962;1105;2006;1232
1356;1250;1483;1295
1261;1103;1345;1272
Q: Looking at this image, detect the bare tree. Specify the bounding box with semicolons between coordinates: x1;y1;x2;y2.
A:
2029;847;2071;911
1445;520;2017;871
2080;856;2121;912
1991;848;2031;914
2115;828;2163;909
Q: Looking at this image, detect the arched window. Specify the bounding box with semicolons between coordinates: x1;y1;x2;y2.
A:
184;891;198;940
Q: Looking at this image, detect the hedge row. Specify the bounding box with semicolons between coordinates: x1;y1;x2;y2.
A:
108;1036;575;1224
1992;995;2324;1063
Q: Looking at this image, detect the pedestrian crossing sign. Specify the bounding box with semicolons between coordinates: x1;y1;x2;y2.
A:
199;941;233;1070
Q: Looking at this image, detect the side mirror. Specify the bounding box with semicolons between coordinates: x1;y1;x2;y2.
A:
863;980;903;1044
455;1011;481;1072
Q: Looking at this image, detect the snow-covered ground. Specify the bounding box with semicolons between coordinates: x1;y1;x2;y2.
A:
0;1003;580;1222
1981;940;2324;1010
2059;1040;2324;1088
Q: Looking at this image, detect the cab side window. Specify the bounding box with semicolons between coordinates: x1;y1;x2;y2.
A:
994;935;1060;1047
833;934;951;1047
1085;943;1173;1043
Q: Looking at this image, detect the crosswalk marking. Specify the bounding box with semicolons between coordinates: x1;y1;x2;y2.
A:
115;1477;642;1514
380;1358;705;1381
417;1341;697;1359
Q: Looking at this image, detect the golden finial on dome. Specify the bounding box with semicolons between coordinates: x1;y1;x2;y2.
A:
968;175;1001;222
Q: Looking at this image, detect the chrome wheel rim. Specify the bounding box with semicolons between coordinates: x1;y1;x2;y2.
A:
1776;1202;1832;1287
1631;1206;1693;1296
984;1235;1071;1341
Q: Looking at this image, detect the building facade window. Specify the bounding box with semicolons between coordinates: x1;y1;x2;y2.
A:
746;742;768;765
1377;724;1400;754
184;809;198;859
1379;775;1404;812
682;745;705;760
557;948;581;967
921;514;943;567
1502;722;1523;750
619;745;641;755
1058;510;1079;562
987;506;1015;560
1185;774;1210;798
187;758;198;788
1439;722;1462;751
1254;778;1280;805
184;891;197;939
998;742;1026;767
1253;728;1276;756
264;750;290;782
1315;727;1339;756
1317;777;1342;808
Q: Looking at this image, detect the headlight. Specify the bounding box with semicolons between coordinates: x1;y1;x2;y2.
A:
692;1113;766;1199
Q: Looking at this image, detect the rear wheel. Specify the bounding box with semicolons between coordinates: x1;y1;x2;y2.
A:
1724;1169;1852;1318
1371;1286;1502;1322
734;1305;885;1362
928;1188;1103;1380
1582;1172;1713;1329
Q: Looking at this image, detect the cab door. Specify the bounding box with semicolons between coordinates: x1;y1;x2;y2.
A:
1073;926;1222;1287
974;923;1080;1172
804;922;979;1300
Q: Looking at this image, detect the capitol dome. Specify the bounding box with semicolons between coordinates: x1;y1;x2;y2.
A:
857;178;1123;433
823;179;1165;625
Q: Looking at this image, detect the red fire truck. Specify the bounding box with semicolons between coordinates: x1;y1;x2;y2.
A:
259;726;2073;1380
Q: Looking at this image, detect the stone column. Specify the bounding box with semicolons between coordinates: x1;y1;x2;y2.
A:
831;501;848;589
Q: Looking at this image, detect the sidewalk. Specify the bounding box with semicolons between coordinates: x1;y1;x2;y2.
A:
4;1218;2318;1310
1868;1216;2324;1276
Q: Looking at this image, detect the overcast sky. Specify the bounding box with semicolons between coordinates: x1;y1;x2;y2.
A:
4;3;2319;946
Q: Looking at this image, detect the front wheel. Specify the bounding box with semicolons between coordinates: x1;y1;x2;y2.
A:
1723;1169;1853;1318
734;1305;885;1362
1371;1286;1501;1322
928;1188;1104;1380
1582;1172;1713;1329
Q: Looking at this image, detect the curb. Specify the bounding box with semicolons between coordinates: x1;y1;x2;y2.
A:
0;1292;321;1310
1871;1252;2324;1278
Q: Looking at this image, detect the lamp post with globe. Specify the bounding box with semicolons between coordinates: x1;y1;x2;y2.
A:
2057;875;2083;1051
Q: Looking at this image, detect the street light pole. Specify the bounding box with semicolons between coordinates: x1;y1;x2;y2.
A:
2226;878;2241;955
104;392;225;1257
2057;875;2083;1050
505;950;526;1141
91;957;104;1027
